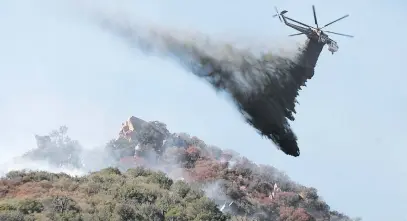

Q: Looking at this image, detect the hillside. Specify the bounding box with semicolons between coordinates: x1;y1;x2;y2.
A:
0;116;359;221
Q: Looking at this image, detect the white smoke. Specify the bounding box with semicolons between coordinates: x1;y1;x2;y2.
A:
0;158;86;177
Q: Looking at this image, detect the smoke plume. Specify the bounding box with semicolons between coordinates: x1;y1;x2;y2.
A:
94;17;324;157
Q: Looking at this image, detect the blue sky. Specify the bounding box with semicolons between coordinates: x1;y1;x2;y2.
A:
0;0;406;220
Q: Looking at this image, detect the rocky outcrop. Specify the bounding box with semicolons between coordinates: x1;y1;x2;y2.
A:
118;116;147;141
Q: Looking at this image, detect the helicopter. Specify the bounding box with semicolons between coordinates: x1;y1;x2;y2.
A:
273;5;353;54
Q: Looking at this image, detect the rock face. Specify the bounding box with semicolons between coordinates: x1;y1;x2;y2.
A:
118;116;147;141
114;116;171;165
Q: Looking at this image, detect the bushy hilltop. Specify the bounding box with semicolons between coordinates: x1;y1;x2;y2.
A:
1;116;360;221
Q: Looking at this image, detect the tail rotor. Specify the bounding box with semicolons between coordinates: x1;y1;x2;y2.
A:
273;6;282;22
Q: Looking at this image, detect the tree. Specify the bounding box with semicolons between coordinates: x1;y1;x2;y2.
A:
192;159;221;181
184;146;201;168
23;126;83;168
105;138;136;160
137;121;169;154
301;187;319;200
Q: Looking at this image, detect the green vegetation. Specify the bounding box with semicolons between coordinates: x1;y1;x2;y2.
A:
0;168;228;221
9;121;360;221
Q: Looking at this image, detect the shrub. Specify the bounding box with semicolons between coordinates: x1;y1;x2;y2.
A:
17;199;44;214
119;184;158;204
185;197;228;221
0;211;25;221
171;180;191;198
148;171;173;189
135;203;165;220
50;196;80;213
114;203;136;221
126;167;153;178
279;207;314;221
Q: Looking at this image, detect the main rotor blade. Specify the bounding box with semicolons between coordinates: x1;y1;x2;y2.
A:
285;16;313;28
312;5;319;29
322;14;349;28
289;33;304;36
325;30;354;38
274;6;279;14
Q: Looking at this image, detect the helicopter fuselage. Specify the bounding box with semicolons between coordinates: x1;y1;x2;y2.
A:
311;29;339;54
279;12;339;54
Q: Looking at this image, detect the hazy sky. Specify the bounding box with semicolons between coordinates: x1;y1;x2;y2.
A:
0;0;406;220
